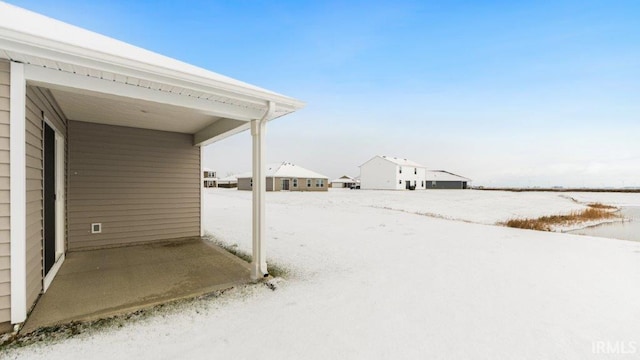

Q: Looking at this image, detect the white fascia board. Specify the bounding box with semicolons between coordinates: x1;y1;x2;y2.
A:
24;65;262;121
0;35;305;111
9;61;27;324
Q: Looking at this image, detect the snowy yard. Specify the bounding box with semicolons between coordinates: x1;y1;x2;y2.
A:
4;189;640;359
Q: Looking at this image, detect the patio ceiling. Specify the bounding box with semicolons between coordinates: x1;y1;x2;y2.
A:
47;86;224;134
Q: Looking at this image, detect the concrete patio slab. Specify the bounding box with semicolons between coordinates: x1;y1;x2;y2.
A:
20;238;251;335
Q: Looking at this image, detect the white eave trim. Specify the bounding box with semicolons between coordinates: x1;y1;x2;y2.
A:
24;65;265;121
0;33;305;112
9;61;27;324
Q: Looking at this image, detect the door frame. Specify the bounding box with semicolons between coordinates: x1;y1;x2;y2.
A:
43;117;66;292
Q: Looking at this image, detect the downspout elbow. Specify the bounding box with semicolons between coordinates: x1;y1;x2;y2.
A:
260;101;275;124
251;101;275;136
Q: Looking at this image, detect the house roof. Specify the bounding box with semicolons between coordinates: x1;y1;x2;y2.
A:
360;155;425;168
426;170;471;182
236;162;328;179
331;175;358;183
0;2;304;145
218;175;238;183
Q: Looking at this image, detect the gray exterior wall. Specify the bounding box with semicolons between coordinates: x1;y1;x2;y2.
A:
0;60;10;324
67;121;200;250
238;177;328;192
237;178;252;191
272;177;328;192
426;181;468;189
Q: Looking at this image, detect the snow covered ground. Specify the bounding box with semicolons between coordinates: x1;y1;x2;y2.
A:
4;189;640;359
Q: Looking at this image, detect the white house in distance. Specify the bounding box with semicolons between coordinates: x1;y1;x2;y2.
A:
330;175;359;189
360;156;427;190
203;168;217;188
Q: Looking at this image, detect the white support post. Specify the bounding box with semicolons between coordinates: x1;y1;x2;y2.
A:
199;145;205;237
10;61;27;325
250;101;274;280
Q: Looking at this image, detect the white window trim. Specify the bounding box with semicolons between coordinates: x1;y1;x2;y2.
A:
42;117;67;292
10;61;27;324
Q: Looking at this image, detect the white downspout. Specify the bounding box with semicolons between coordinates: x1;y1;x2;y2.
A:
200;146;205;236
250;101;275;279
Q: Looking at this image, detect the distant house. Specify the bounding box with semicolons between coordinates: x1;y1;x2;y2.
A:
237;162;329;192
425;170;471;189
330;175;359;189
217;175;238;188
203;169;217;188
360;156;426;190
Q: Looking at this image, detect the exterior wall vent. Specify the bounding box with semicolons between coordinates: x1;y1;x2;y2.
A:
91;223;102;234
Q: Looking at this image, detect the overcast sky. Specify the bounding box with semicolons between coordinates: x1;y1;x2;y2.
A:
10;0;640;187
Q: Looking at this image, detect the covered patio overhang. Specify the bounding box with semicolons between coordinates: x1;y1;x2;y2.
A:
1;2;304;328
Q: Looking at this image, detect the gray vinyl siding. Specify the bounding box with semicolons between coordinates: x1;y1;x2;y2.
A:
237;178;252;191
67;121;200;250
275;177;328;192
237;177;328;192
24;86;68;313
426;181;467;189
0;60;10;323
24;89;43;313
